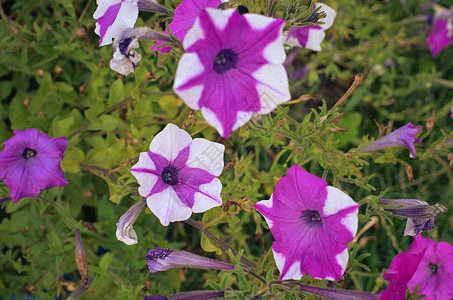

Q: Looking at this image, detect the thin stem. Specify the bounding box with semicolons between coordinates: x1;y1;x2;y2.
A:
190;124;210;136
322;74;362;120
184;218;256;269
243;267;267;285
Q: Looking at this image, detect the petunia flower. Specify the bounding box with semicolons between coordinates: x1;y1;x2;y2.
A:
360;123;422;158
427;9;452;56
93;0;168;47
173;8;291;138
407;235;453;299
146;247;235;273
152;0;221;54
110;27;173;76
378;199;447;236
255;165;359;280
0;128;68;203
381;250;426;300
116;198;146;245
131;123;224;226
285;3;337;51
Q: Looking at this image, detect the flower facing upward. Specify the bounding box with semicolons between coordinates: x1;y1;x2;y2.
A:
131;123;224;226
255;165;359;280
381;250;426;300
0;129;68;203
285;3;337;51
360;123;422;158
427;9;452;56
174;8;291;138
152;0;221;54
407;235;453;300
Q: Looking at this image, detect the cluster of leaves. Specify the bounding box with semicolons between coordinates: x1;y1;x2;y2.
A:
0;0;452;298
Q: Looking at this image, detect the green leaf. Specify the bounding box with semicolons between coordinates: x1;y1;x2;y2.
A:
61;147;85;173
108;79;125;107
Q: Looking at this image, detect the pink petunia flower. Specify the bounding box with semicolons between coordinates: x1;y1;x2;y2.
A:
131;123;224;226
93;0;168;47
152;0;221;54
174;8;290;138
361;123;422;158
381;250;426;300
427;10;452;56
407;235;453;300
285;3;337;51
255;165;359;280
0;128;68;203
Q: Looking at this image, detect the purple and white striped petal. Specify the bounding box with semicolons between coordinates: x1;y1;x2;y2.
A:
255;165;359;280
285;3;336;51
174;8;290;138
116;198;146;245
131;124;224;226
93;0;139;47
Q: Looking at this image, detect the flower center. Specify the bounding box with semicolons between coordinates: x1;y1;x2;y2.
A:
213;49;238;75
22;148;37;159
429;263;438;274
146;248;173;261
161;165;180;185
119;38;133;56
301;209;323;227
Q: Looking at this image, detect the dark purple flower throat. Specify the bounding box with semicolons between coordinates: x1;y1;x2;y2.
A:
302;209;323;227
213;49;238;74
22;148;37;159
161;165;179;185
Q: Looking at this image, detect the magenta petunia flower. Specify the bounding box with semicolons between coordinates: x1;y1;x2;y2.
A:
361;123;422;158
381;250;426;300
174;8;291;138
131;123;224;226
285;3;337;51
0;128;68;203
152;0;221;54
255;165;359;280
406;235;453;300
427;10;452;56
93;0;168;47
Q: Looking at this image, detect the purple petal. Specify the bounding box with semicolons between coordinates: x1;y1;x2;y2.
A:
427;18;452;56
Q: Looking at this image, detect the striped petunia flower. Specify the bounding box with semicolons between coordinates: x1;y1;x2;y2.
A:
285;3;336;51
174;8;290;138
131;123;224;226
255;165;359;280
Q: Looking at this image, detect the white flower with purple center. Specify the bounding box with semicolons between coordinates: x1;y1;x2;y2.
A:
173;8;291;138
93;0;168;47
131;123;224;226
255;165;359;280
285;3;336;51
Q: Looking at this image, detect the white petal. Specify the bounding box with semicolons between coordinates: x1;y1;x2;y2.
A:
93;0;121;19
244;12;277;30
186;139;225;176
232;111;253;133
183;15;205;49
255;195;275;228
205;8;235;31
173;53;205;109
323;186;358;236
115;198;146;245
253;64;291;114
305;29;325;52
316;3;336;30
131;152;159;197
273;249;302;280
201;107;225;137
146;187;193;226
149;123;193;161
333;248;349;278
191;178;223;213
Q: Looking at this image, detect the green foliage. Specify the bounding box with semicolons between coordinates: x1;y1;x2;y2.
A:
0;0;452;299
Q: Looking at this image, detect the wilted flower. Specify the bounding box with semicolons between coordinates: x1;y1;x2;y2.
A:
146;247;235;273
294;283;380;300
285;3;337;51
427;8;452;56
116;198;146;245
255;165;359;280
131;123;224;226
93;0;168;46
360;123;422;158
0;128;68;203
173;8;290;138
381;250;426;300
407;235;453;299
378;199;447;236
111;27;173;76
445;138;453;146
75;229;89;288
152;0;221;54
